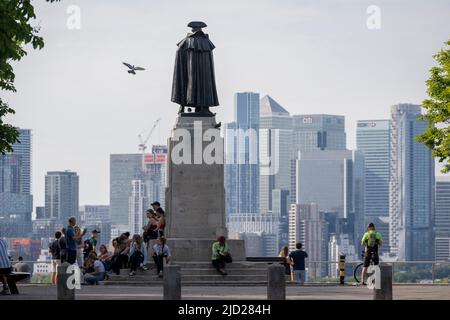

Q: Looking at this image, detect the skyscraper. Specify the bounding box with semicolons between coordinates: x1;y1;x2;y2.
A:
356;120;391;252
291;115;346;204
0;129;33;237
45;171;79;223
224;92;260;216
289;203;328;277
259;95;292;215
110;154;142;227
129;180;148;235
389;104;435;261
142;145;167;209
435;177;450;261
296;150;353;217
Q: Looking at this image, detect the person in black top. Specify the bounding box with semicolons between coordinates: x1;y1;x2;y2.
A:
59;229;67;263
49;231;62;285
288;243;308;284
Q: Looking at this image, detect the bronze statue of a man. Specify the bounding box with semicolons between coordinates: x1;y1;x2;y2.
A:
171;21;219;116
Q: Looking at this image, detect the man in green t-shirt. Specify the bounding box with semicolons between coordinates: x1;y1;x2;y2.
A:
89;229;100;253
360;222;382;284
211;236;230;275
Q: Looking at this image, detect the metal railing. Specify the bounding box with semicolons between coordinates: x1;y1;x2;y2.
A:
9;259;450;284
246;258;450;284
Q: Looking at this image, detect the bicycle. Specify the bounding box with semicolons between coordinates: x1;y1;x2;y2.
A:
353;251;377;284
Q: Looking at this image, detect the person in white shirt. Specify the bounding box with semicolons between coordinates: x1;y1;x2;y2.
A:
129;234;148;276
152;237;171;277
84;252;105;284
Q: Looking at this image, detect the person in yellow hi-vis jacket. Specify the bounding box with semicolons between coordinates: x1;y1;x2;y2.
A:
360;222;382;285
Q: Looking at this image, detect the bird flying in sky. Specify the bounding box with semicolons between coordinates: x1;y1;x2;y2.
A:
123;62;146;75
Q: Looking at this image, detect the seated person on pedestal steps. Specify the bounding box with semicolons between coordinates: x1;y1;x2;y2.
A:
110;234;130;275
129;234;148;276
84;252;106;285
97;244;112;273
152;237;171;278
211;236;232;276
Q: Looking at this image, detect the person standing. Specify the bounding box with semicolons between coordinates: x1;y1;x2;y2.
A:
74;224;86;267
288;243;308;284
143;209;158;244
151;201;162;212
0;238;12;295
152;237;171;278
49;231;62;285
156;208;166;237
89;229;100;253
360;222;382;285
59;229;67;263
66;217;84;265
278;246;291;276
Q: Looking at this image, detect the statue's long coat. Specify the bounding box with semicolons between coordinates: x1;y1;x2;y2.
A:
171;30;219;108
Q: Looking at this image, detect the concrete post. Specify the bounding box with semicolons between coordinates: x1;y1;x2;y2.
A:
163;265;181;300
267;264;286;300
57;262;75;300
374;264;393;300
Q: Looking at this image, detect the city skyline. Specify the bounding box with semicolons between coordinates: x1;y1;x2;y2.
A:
3;0;450;207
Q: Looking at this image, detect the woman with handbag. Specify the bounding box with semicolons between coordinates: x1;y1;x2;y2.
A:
211;236;231;275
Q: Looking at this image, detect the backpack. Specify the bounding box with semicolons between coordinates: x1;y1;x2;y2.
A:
367;231;378;248
49;240;60;258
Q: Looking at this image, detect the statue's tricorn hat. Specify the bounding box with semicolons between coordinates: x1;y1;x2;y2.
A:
188;21;207;29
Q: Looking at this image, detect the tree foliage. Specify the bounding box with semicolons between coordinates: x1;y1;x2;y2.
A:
0;0;59;154
418;40;450;173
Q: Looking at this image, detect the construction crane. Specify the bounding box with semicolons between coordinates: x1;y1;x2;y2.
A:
138;118;161;171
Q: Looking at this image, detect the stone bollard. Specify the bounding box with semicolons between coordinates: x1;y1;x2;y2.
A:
163;265;181;300
267;264;286;300
373;264;393;300
57;262;76;300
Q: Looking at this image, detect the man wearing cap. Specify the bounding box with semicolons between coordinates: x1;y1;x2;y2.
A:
151;201;162;213
89;229;100;253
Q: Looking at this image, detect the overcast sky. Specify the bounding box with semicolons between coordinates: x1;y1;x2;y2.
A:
4;0;450;209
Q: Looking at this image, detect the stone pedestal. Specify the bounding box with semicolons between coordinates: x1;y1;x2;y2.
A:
167;238;246;261
164;265;181;300
165;115;245;261
57;263;75;300
267;264;286;300
374;264;393;300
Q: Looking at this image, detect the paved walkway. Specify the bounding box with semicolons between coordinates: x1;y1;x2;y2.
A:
1;284;449;300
